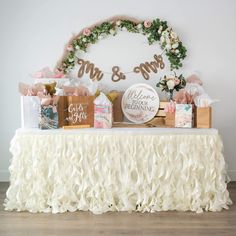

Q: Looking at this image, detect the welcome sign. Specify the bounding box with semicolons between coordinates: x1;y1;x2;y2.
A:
122;84;160;124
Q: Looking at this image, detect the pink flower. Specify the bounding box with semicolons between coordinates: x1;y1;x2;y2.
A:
174;78;180;85
67;45;73;51
144;20;152;28
83;28;91;36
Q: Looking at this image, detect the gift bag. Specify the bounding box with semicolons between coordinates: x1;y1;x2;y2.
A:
195;107;212;128
175;104;193;128
21;96;40;128
39;105;58;129
66;96;94;127
39;96;59;129
94;93;113;128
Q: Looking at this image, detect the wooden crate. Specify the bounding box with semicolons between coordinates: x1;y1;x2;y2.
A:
146;101;169;127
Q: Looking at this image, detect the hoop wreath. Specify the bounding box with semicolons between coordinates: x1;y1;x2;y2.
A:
57;16;187;75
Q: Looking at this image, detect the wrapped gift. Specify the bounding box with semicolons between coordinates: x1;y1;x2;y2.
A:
94;93;113;128
175;104;193;128
66;96;94;127
195;107;212;128
39;105;58;129
21;96;40;128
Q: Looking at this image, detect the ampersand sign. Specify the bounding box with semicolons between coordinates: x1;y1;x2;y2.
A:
111;66;126;82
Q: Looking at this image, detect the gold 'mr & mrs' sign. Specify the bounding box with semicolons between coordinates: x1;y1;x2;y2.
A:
77;54;165;82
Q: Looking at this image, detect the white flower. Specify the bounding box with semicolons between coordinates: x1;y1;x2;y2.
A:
116;20;121;26
175;49;179;54
172;43;179;49
167;79;175;90
69;57;74;62
109;29;115;35
75;45;79;50
170;31;178;39
98;35;103;40
122;27;127;31
160;36;165;43
166;38;171;44
82;38;87;42
162;31;168;36
166;44;171;50
137;23;142;29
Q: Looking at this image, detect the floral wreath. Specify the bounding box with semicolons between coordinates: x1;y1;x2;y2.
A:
57;17;187;74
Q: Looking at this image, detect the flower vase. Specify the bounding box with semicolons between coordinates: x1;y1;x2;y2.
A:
166;90;174;101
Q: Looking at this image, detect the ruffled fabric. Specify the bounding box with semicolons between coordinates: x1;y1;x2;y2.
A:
4;129;232;214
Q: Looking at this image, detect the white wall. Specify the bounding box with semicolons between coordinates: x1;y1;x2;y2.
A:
0;0;236;181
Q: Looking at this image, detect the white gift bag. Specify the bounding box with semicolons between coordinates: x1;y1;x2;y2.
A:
21;96;40;128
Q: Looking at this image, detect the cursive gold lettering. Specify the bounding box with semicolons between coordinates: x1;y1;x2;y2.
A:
77;58;103;81
133;54;165;80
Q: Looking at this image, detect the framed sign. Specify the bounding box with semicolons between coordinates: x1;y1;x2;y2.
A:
121;83;160;124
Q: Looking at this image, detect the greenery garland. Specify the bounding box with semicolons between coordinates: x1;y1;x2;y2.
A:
58;18;187;74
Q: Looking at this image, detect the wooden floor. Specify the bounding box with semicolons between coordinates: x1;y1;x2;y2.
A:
0;182;235;236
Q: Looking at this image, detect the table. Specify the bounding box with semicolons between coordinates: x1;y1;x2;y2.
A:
4;128;232;214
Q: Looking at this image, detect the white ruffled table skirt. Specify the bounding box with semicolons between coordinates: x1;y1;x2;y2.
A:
4;128;232;214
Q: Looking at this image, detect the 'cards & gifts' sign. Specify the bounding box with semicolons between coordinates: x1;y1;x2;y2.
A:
66;96;94;127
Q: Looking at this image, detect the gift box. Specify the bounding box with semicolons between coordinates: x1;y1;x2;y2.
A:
175;104;193;128
94;93;113;128
66;96;94;127
195;107;212;128
21;96;40;128
39;105;58;129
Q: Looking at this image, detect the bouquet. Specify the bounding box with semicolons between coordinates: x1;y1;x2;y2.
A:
156;74;186;101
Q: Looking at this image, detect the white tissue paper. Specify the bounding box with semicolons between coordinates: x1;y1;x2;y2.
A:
194;94;218;108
